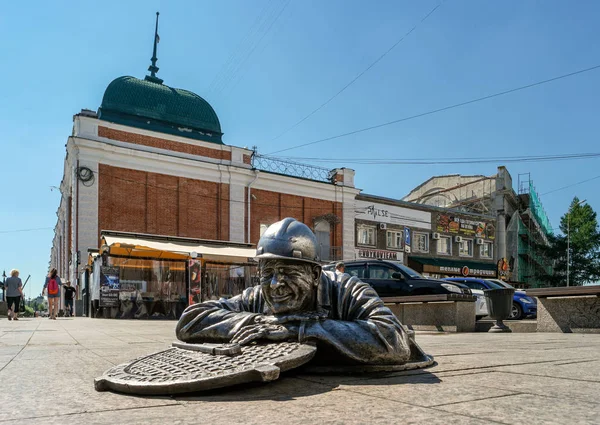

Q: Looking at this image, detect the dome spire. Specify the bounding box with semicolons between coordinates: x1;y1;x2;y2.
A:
145;12;163;84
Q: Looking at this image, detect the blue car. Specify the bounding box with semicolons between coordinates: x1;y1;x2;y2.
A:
444;277;537;320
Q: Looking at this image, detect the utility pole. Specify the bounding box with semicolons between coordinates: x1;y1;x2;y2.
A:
567;199;586;287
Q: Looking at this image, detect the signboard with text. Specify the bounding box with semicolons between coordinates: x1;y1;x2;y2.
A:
422;264;496;277
357;248;403;262
355;200;431;230
99;266;120;308
435;213;495;240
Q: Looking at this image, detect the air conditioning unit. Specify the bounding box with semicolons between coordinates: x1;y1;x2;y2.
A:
379;223;387;230
476;238;484;245
432;232;441;240
454;236;463;243
404;246;411;253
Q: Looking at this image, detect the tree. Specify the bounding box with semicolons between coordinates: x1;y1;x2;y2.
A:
537;197;600;286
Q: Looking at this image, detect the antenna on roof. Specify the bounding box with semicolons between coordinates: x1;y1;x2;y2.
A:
145;12;163;84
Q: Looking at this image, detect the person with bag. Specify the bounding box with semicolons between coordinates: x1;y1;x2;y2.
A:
5;269;23;321
43;268;61;320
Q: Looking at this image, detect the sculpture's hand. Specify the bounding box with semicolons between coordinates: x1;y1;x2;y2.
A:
255;311;327;325
230;324;298;346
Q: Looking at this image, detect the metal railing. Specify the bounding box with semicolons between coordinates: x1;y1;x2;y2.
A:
252;154;332;183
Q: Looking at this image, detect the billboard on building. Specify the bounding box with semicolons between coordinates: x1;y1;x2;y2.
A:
434;213;495;240
355;200;431;229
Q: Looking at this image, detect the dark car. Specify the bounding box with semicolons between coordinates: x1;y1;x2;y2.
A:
323;260;471;297
444;277;537;320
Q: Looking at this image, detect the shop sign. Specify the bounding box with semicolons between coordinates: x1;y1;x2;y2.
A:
100;266;120;308
435;213;495;240
437;265;496;277
358;248;402;261
355;200;431;230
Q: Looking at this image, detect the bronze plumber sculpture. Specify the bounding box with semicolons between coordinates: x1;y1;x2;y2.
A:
95;218;433;395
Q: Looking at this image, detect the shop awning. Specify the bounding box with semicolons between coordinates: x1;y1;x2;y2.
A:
101;234;257;263
409;256;496;277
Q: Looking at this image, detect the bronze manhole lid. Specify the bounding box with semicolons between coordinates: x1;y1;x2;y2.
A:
95;342;316;395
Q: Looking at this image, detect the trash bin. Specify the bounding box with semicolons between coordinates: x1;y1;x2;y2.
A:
484;288;515;333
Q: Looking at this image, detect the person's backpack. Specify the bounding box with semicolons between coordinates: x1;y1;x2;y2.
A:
48;277;59;295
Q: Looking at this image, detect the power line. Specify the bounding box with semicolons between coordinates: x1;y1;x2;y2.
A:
269;1;445;142
267;63;600;155
207;0;277;94
264;152;600;165
541;174;600;196
213;0;291;95
0;227;54;234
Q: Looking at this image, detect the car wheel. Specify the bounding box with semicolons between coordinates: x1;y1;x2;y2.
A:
509;302;523;320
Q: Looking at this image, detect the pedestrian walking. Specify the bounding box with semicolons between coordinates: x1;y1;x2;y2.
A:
333;262;347;282
4;269;23;321
63;281;76;317
43;268;61;320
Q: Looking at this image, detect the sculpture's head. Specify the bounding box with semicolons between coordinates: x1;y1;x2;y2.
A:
256;218;322;315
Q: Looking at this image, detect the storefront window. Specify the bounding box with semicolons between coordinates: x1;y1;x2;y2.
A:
107;258;187;319
459;239;473;257
357;225;376;246
480;242;493;259
437;236;452;255
413;232;429;253
386;231;402;249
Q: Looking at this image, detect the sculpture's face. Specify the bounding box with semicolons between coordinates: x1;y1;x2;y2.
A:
260;259;320;315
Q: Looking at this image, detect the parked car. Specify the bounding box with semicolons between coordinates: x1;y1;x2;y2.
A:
322;260;472;298
444;277;537;320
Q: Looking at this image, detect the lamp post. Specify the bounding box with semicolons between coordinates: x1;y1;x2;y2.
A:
567;199;586;287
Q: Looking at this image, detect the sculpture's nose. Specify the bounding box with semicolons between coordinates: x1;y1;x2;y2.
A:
270;272;285;289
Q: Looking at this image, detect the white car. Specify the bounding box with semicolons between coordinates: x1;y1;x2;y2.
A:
470;289;489;319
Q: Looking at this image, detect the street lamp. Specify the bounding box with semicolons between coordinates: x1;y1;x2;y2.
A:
567;199;587;287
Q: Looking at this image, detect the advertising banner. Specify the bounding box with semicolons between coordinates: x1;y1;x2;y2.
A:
435;213;496;240
99;266;120;308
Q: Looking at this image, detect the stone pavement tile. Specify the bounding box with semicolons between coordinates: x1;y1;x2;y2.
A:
438;393;600;425
26;387;494;425
306;373;520;408
0;357;180;421
495;359;600;383
443;370;600;405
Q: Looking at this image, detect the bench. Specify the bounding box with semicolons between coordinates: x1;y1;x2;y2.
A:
526;285;600;333
382;294;477;333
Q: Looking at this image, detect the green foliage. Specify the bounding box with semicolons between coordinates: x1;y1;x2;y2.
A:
537;197;600;286
22;305;34;317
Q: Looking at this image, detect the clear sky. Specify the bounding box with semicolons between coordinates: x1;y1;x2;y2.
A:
1;0;599;298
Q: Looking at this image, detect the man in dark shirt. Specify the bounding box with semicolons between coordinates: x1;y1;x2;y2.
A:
63;281;76;317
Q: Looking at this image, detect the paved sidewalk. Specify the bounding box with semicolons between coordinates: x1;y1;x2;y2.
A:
0;317;598;424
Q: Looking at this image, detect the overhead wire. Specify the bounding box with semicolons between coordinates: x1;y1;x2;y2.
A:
267;63;600;155
541;174;600;196
269;1;445;142
264;152;600;165
213;0;291;95
207;0;277;94
0;227;54;234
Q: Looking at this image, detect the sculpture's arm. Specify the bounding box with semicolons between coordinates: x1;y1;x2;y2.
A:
303;279;410;364
176;286;263;343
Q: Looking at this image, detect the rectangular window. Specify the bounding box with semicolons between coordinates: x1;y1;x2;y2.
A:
459;239;473;257
437;236;452;255
480;242;493;259
357;225;376;246
386;231;403;249
413;232;429;253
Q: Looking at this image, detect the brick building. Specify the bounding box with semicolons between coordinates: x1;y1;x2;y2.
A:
51;61;358;317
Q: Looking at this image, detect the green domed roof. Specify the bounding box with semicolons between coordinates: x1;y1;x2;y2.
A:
98;76;223;143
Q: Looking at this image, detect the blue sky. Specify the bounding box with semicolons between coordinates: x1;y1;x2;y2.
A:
1;0;599;298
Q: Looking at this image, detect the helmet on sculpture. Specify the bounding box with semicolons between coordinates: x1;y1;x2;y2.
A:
256;218;320;264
